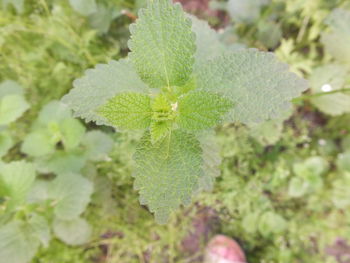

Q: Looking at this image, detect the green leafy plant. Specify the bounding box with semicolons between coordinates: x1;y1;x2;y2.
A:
63;0;307;224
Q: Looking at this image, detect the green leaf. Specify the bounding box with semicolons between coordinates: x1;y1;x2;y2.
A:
37;101;71;125
321;9;350;65
150;121;172;144
227;0;269;23
0;221;39;263
128;0;196;88
0;131;13;158
177;91;233;131
133;130;203;224
62;59;148;125
68;0;97;16
337;152;350;172
49;173;93;220
53;217;91;245
81;131;114;161
188;15;225;71
0;94;29;125
28;214;51;248
258;211;287;236
38;151;86;175
332;173;350;209
99;92;152;130
310;64;350;116
0;161;36;210
2;0;24;13
60;118;86;150
195;50;308;124
21;131;55;157
198;133;221;192
0;80;24;98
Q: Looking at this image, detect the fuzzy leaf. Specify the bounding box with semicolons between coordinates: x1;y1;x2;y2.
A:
150;121;172;144
53;218;91;245
196;50;308;124
128;0;196;88
177;91;233;131
48;174;93;220
99;92;152;130
62;59;148;126
133;130;203;224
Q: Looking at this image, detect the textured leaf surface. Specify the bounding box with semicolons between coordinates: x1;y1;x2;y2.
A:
133;130;203;224
198;133;221;192
128;0;196;88
310;64;350;115
321;9;350;64
99;92;152;130
62;59;148;125
196;50;308;124
53;218;91;245
49;174;93;220
177;91;233;131
0;161;36;210
0;221;39;263
189;15;225;71
150;121;172;144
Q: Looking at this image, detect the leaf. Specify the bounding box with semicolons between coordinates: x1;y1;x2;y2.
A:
0;221;39;263
227;0;270;23
81;131;114;161
128;0;196;88
332;173;350;209
53;217;91;246
68;0;97;16
0;131;13;158
177;91;233;131
337;152;350;172
88;4;120;34
0;161;36;210
37;101;71;125
321;9;350;65
133;130;203;224
0;80;24;98
38;151;86;175
150;121;172;144
60;118;86;150
49;173;93;220
188;15;225;71
28;214;51;248
62;59;148;126
258;211;287;236
198;133;221;192
0;94;29;125
310;64;350;116
99;92;152;130
195;50;308;124
21;131;55;157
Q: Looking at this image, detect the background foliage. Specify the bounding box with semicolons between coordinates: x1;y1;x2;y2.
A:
1;0;350;262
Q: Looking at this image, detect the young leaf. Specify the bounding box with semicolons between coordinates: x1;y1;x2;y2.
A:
99;92;152;130
196;50;308;124
38;152;86;175
0;161;36;210
128;0;196;88
48;173;93;220
28;214;51;248
21;131;55;157
53;217;91;245
150;121;172;144
133;130;203;224
60;118;86;150
177;91;234;131
62;59;148;126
